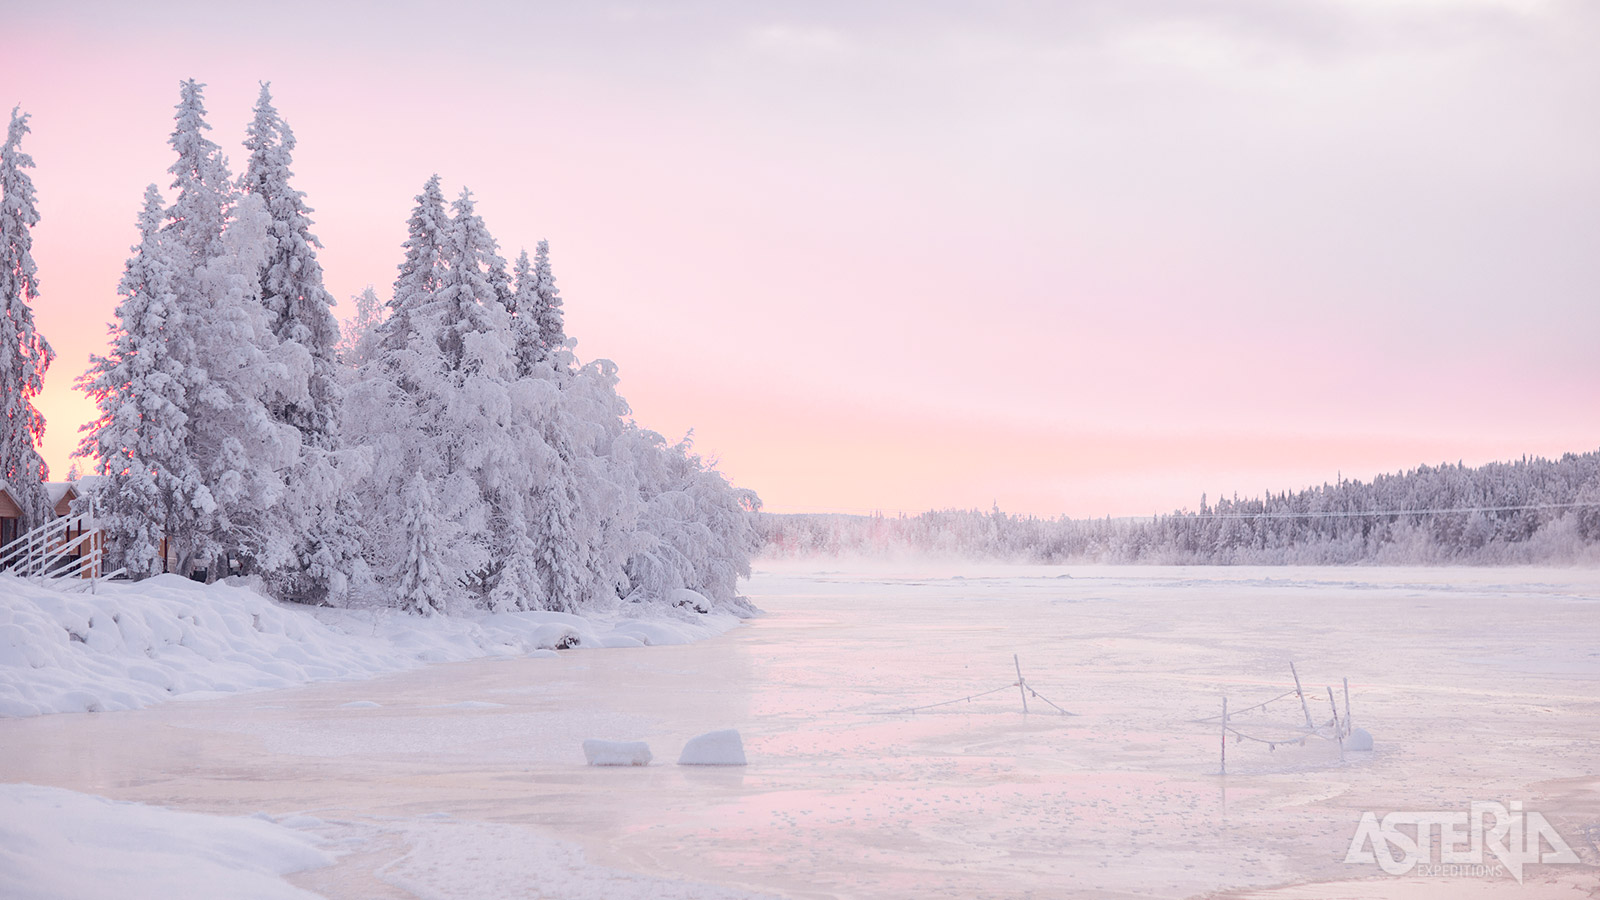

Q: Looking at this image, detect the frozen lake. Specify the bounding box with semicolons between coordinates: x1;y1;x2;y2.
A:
4;564;1599;898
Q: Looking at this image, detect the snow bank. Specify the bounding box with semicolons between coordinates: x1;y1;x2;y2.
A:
677;729;746;766
583;739;653;766
0;574;745;718
0;783;330;900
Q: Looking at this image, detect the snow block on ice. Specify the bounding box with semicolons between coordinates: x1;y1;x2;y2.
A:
583;739;652;766
677;729;746;766
1345;727;1374;751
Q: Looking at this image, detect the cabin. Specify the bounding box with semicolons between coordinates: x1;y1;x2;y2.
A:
47;481;83;517
0;478;106;577
0;481;21;548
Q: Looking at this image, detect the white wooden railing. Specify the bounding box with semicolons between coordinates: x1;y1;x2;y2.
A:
0;514;124;589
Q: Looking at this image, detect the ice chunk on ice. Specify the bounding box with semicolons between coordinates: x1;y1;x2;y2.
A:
1346;727;1374;751
677;729;746;766
583;739;652;766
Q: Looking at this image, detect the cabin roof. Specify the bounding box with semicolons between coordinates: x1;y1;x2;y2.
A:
45;482;75;506
0;479;109;518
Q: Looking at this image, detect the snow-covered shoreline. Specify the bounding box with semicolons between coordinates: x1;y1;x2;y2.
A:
0;574;748;718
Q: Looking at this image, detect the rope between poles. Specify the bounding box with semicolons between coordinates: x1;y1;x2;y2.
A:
876;682;1019;715
1192;690;1297;722
878;681;1076;716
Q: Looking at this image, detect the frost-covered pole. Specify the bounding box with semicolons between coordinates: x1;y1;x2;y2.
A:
1014;654;1028;714
89;492;97;595
1343;677;1352;735
1220;696;1228;775
1327;686;1344;760
1290;662;1314;730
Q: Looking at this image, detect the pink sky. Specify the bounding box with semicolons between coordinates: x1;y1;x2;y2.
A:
5;1;1598;517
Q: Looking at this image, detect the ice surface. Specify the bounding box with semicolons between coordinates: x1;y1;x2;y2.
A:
584;739;653;766
0;573;744;717
678;729;746;766
332;816;784;900
3;563;1598;899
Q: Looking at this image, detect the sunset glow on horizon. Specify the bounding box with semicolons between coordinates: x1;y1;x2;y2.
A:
6;1;1597;518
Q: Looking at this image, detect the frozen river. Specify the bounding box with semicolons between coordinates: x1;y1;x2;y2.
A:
4;563;1599;898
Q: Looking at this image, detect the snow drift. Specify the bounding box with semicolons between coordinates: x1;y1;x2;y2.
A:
0;574;744;718
0;783;331;900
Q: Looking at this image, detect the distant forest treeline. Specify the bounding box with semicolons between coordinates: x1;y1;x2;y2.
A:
759;451;1600;564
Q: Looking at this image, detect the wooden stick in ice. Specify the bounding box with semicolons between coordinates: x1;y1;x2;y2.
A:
1290;662;1314;730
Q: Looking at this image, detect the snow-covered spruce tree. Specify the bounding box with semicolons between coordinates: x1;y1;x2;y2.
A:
486;504;543;613
347;177;452;605
240;83;342;448
397;471;446;615
521;364;590;612
137;78;233;574
165;81;232;272
240;83;367;604
180;192;298;578
282;447;371;604
77;186;203;578
0;106;54;527
509;250;542;377
507;247;589;610
437;188;542;607
161;79;299;579
380;175;450;368
532;240;566;368
527;455;586;611
437;188;513;374
349;180;531;610
509;240;568;376
338;285;385;367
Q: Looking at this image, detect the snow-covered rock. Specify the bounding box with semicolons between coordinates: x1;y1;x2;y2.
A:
583;739;652;766
1346;727;1374;751
677;729;746;766
669;588;711;613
